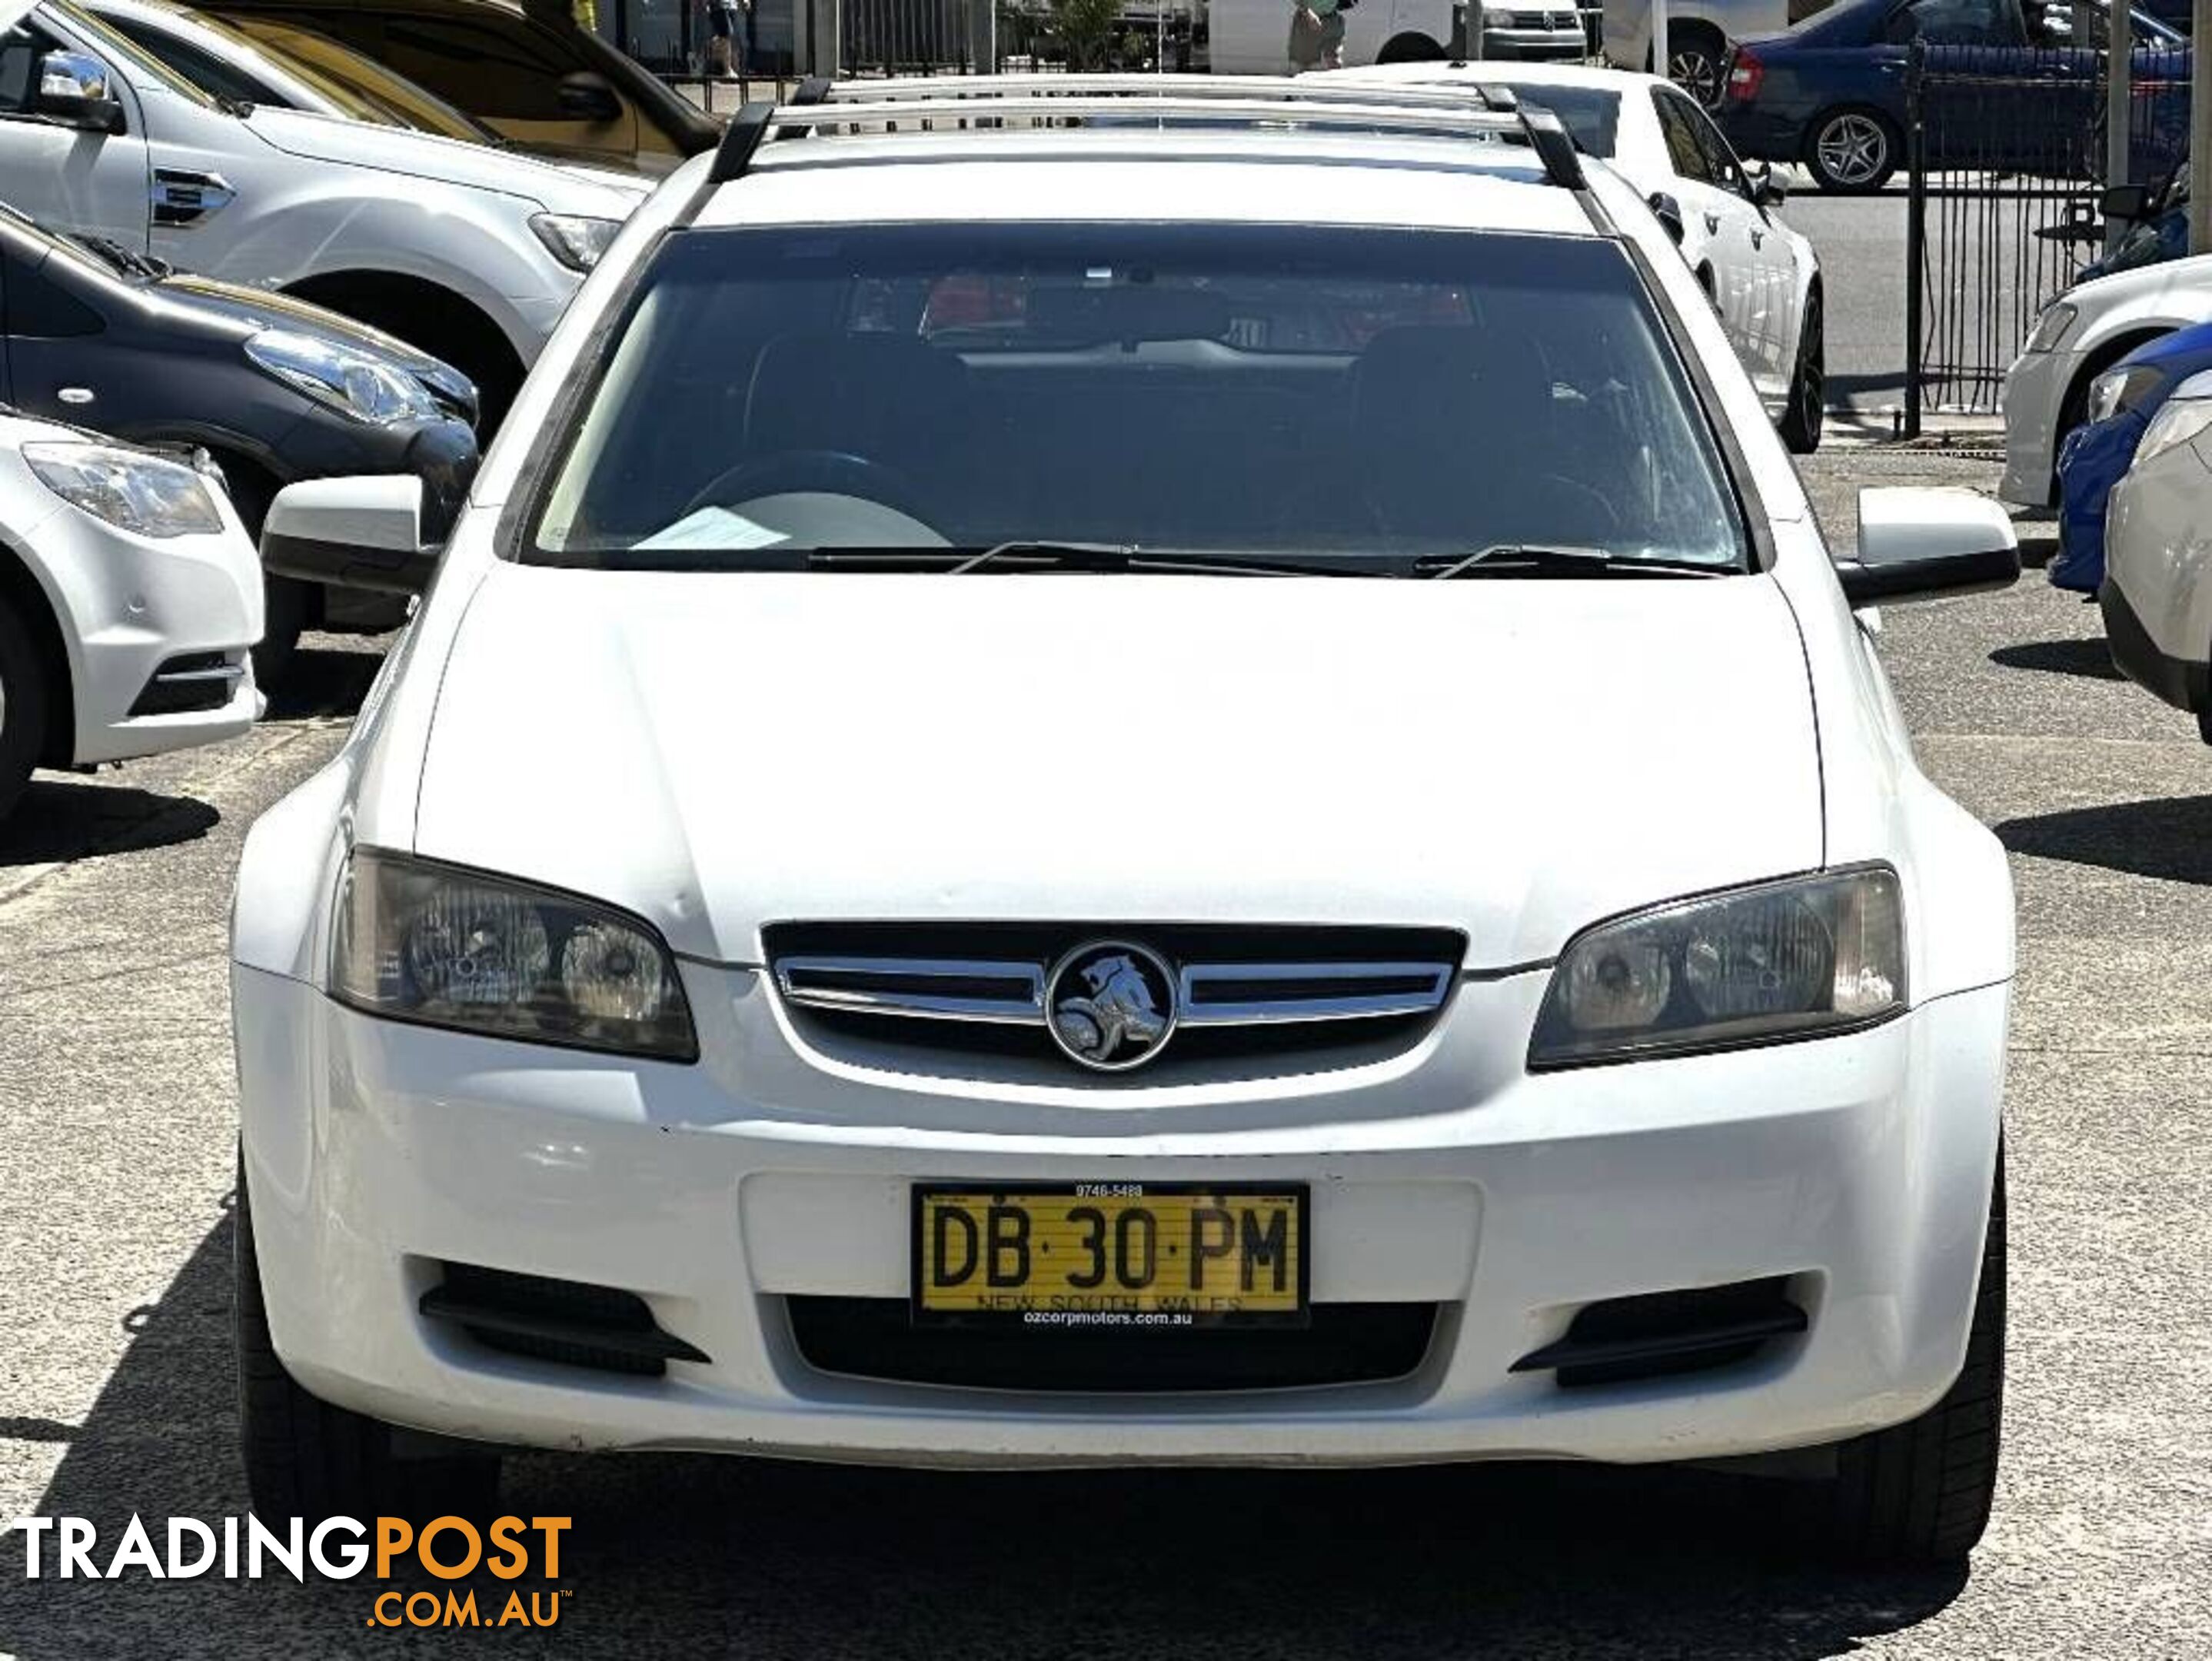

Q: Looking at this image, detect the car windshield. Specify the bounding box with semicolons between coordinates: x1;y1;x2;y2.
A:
530;223;1745;574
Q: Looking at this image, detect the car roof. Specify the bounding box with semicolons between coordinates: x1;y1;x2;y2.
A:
694;131;1602;236
687;80;1613;238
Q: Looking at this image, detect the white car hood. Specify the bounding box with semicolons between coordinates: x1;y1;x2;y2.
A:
242;107;651;218
411;565;1824;967
2068;250;2212;320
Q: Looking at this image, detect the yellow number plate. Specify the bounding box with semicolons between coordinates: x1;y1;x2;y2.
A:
912;1183;1309;1327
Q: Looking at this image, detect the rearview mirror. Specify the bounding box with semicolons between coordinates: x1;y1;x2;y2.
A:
1754;160;1788;207
261;475;439;596
556;71;623;123
1647;190;1687;245
1836;487;2019;607
35;52;125;135
2100;182;2150;221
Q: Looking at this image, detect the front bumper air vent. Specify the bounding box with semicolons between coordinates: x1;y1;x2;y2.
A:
420;1263;708;1378
1511;1277;1808;1390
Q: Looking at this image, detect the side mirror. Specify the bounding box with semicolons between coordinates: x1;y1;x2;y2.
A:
1648;190;1687;245
2100;182;2150;221
1837;486;2020;607
1754;160;1788;207
261;475;439;596
35;52;125;135
556;71;624;123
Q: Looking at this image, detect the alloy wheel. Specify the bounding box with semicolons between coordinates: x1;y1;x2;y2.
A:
1816;114;1890;188
1669;43;1723;107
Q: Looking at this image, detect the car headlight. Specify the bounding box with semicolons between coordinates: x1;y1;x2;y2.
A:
21;441;225;538
2086;363;2165;425
530;212;622;274
2132;388;2212;468
331;849;698;1061
1529;867;1905;1069
2023;301;2078;354
1481;6;1513;25
246;329;438;426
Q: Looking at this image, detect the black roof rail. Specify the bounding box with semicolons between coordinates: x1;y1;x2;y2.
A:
708;100;777;184
702;78;1589;195
1515;104;1585;192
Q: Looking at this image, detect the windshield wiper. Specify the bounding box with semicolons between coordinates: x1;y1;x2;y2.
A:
943;541;1369;577
68;235;170;281
1415;544;1727;579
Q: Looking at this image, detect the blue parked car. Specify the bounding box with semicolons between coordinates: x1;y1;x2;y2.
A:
2051;321;2212;591
1716;0;2189;194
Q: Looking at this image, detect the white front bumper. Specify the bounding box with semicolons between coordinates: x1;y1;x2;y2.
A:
2106;435;2212;668
236;960;2007;1471
40;508;264;766
2000;346;2077;507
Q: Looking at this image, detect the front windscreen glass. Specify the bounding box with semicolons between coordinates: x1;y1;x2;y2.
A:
530;223;1745;574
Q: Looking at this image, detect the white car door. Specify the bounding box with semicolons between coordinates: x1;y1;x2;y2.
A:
1651;85;1769;390
0;15;150;248
1685;95;1802;394
33;2;268;268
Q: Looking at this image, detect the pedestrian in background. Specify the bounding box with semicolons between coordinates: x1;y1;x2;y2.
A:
704;0;747;76
1289;0;1346;72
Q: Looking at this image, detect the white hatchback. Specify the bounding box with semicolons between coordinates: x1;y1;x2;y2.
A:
231;78;2020;1566
0;412;261;817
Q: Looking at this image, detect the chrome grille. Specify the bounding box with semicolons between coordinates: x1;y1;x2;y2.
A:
773;957;1045;1023
767;924;1463;1077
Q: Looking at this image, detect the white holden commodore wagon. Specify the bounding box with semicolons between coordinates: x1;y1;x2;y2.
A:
231;78;2020;1566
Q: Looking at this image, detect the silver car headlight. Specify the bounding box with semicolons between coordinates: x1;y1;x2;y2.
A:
331;850;698;1061
530;212;623;274
2086;364;2165;425
21;441;226;538
2023;301;2078;354
1529;867;1905;1070
246;329;438;425
2133;388;2212;468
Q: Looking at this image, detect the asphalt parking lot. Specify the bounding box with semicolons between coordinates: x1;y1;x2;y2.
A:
1;444;2207;1659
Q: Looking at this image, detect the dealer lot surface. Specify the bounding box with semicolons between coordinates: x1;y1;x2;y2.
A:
2;451;2208;1656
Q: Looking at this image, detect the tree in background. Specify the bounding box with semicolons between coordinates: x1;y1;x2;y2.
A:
1049;0;1123;66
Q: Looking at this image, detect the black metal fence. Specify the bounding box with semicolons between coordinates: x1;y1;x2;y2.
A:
1904;36;2190;428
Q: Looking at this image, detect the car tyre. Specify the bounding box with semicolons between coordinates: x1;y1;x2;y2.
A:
0;592;48;821
1779;288;1825;454
1820;1144;2005;1566
253;577;311;690
1665;25;1727;107
1805;108;1900;194
235;1157;501;1523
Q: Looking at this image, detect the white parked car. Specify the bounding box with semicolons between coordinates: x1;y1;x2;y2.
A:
230;76;2019;1566
1603;0;1795;103
2001;255;2212;510
1203;0;1585;74
2101;370;2212;736
0;0;649;424
1341;62;1824;448
0;411;261;817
